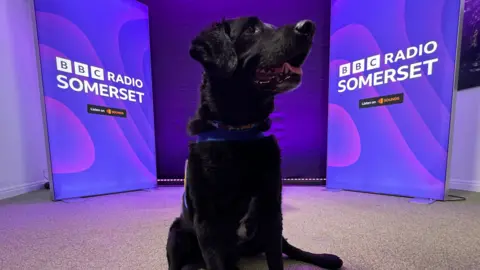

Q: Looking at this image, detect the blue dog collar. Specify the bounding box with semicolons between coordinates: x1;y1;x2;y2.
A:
196;120;265;142
197;128;264;142
207;120;259;131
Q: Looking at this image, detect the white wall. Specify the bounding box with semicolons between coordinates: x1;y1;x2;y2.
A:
450;89;480;192
0;0;49;199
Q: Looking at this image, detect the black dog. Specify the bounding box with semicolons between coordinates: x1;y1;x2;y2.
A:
166;17;343;270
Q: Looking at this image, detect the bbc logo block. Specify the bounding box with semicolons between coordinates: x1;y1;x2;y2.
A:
366;55;381;70
90;66;104;80
56;57;72;73
352;59;365;74
56;57;104;81
339;63;351;77
74;62;89;77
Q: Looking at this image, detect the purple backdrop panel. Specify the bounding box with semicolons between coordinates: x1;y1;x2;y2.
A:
34;0;157;200
148;0;330;178
327;0;463;200
458;0;480;90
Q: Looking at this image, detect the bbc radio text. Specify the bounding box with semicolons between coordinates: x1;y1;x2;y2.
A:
336;41;439;93
55;57;145;103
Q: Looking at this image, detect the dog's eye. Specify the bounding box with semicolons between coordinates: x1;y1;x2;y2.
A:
245;26;259;35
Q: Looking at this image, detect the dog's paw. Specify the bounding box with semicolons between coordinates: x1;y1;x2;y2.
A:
181;264;206;270
314;253;343;269
181;267;204;270
181;266;237;270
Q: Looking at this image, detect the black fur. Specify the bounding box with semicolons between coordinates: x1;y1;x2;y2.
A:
167;16;343;270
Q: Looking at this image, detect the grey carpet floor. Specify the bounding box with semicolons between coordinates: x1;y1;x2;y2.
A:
1;186;480;270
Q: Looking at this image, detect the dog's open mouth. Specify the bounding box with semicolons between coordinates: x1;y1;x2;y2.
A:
254;63;303;93
255;63;302;83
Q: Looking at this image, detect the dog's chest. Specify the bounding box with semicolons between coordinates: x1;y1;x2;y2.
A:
236;211;257;242
236;216;249;239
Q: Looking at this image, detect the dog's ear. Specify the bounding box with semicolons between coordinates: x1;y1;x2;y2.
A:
189;20;238;77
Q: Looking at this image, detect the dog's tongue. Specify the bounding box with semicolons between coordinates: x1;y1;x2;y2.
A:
273;63;302;75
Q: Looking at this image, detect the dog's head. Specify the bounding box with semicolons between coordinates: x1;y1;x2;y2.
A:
189;16;315;134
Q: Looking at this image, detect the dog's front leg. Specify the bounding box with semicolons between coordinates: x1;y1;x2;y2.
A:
194;217;239;270
258;162;284;270
262;209;284;270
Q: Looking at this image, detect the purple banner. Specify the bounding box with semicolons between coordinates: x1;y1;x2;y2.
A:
327;0;462;200
34;0;157;200
458;0;480;90
148;1;331;178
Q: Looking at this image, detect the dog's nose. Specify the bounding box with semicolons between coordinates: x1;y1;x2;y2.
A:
294;20;315;36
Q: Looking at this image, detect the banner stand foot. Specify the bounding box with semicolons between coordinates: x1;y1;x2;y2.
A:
323;188;342;192
143;187;159;192
62;198;87;203
409;198;436;205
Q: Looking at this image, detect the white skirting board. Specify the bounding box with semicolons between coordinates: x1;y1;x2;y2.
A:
0;181;45;200
449;179;480;192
